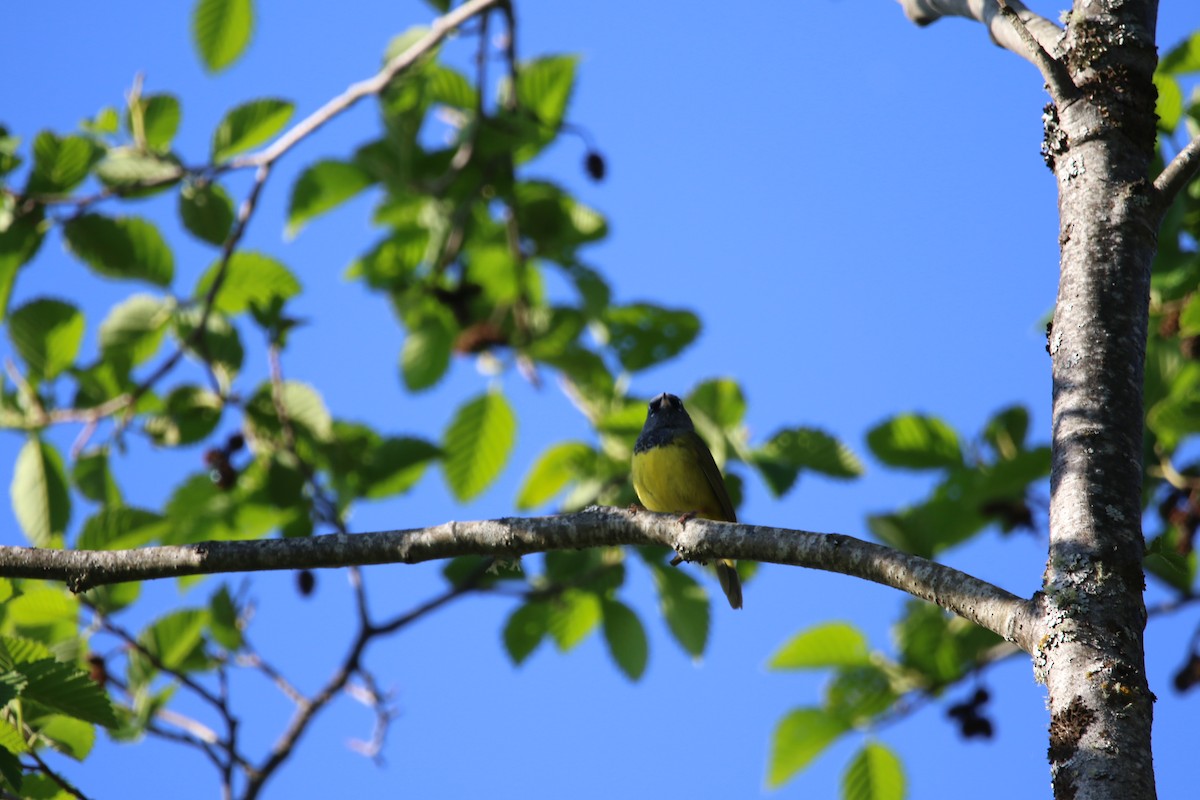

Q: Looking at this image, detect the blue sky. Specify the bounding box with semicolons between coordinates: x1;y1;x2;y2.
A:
2;1;1198;797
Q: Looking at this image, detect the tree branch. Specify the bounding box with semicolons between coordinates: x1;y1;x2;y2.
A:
3;508;1042;653
1153;134;1200;217
896;0;1075;104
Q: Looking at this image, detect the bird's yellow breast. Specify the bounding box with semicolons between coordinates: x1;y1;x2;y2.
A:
631;439;727;520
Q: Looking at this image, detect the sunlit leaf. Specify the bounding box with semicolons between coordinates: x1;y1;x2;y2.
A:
11;439;70;547
192;0;255;73
63;214;174;286
8;299;84;381
442;391;517;502
767;707;849;788
211;98;293;162
843;742;905;800
768;622;871;670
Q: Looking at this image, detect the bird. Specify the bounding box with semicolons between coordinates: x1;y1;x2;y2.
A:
631;392;743;609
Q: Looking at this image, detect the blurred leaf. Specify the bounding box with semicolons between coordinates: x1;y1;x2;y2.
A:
0;209;46;320
427;64;476;109
687;379;746;429
8;299;84;381
516;441;593;510
63;214;174;286
179;181;235;245
769;622;871;670
172;307;245;379
650;563;709;658
34;714;94;761
143;385;223;446
547;589;602;652
982;405;1029;459
442;391;517;502
601;599;648;681
825;665;897;725
26;132;101;195
131;609;209;683
866;413;962;470
602;303;700;372
767;708;849;788
72;449;122;506
1159;32;1200;75
1154;73;1183;132
843;742;905;800
753;427;864;496
127;93;182;151
503;601;548;665
82;105;120;136
6;588;77;628
401;314;454;391
195;251;301;315
11;439;70;547
98;293;172;366
208;585;242;651
192;0;255;73
94;148;181;189
76;507;165;550
286;159;373;238
359;436;440;499
244;380;332;448
895;601;1000;688
211;98;293;162
512;55;578;161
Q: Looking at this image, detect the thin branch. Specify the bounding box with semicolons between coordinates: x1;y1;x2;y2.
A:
24;745;91;800
1153;134;1200;217
897;0;1075;104
1;507;1042;654
236;0;504;171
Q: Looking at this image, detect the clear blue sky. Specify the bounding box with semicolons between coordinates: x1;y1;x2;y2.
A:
2;1;1198;797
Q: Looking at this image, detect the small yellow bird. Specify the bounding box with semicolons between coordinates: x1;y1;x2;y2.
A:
631;392;743;609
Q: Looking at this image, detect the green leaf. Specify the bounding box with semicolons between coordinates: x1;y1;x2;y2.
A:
94;148;181;189
866;413;962;470
602;303;700;372
650;564;709;658
6;588;77;628
546;589;602;652
427;65;477;109
1159;32;1200;75
1179;292;1200;336
211;98;293;162
20;659;118;727
172;307;245;379
825;665;897;724
509;55;577;161
81;106;120;136
144;385;223;446
208;585;242;651
26;133;101;195
72;449;122;505
179;181;235;246
687;379;746;429
244;380;331;452
843;742;905;800
1154;73;1183;132
768;622;871;670
442;391;517;502
753;427;864;496
503;601;549;665
982;405;1029;458
11;439;70;547
767;708;850;788
132;609;209;681
516;441;593;510
601;599;648;681
359;436;441;499
195;251;301;315
192;0;255;73
8;299;84;381
63;214;174;286
128;93;182;151
76;507;165;550
0;209;46;320
34;714;95;761
895;601;1000;687
286;159;373;238
98;293;172;366
401;315;454;391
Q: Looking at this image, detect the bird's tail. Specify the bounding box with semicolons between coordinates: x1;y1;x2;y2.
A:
716;559;743;610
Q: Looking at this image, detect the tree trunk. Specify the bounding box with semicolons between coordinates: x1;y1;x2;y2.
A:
1041;1;1159;798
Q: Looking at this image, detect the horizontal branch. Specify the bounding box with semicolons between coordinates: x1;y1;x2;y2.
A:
0;507;1043;654
897;0;1075;104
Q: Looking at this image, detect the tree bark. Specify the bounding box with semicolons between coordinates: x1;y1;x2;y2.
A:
1043;2;1159;800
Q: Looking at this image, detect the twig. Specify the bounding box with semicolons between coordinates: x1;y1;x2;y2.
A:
1153;135;1200;217
25;744;91;800
993;0;1076;105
